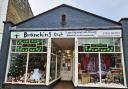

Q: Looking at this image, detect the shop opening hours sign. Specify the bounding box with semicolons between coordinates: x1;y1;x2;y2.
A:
16;39;47;52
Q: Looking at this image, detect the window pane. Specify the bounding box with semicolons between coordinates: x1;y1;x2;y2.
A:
78;39;98;52
84;39;98;44
78;38;115;52
50;54;56;81
11;46;16;52
115;39;120;46
57;55;61;78
43;39;48;45
78;53;99;84
99;38;113;45
27;53;47;83
43;46;47;52
12;40;16;45
101;53;124;85
7;53;27;83
6;39;48;84
114;39;121;52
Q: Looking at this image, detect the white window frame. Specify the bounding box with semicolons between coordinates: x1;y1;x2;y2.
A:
4;38;49;85
4;33;127;88
77;37;127;88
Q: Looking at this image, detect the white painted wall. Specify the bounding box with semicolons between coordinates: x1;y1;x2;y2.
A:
0;0;9;48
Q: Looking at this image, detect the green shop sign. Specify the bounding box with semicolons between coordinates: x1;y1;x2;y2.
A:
84;44;114;52
16;39;46;52
16;46;43;52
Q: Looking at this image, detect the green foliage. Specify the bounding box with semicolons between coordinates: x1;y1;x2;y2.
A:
8;54;26;77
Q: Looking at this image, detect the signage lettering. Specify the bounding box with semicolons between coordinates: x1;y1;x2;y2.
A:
16;39;47;52
11;30;121;38
24;32;52;38
84;44;114;52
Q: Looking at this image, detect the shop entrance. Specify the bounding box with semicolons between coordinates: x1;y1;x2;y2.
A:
50;38;75;82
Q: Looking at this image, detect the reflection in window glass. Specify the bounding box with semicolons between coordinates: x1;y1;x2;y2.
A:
78;53;99;84
114;39;121;52
78;38;120;52
101;53;124;85
27;53;47;83
99;38;113;45
6;39;48;84
57;56;61;78
78;39;98;52
115;39;120;46
49;41;61;82
50;54;56;81
78;38;125;87
84;39;98;44
7;53;27;83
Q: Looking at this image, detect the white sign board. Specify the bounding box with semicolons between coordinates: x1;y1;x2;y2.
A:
11;30;121;38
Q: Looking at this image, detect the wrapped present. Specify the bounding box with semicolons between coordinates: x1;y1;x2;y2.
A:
81;73;90;84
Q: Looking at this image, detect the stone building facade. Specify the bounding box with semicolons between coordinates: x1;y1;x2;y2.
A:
6;0;33;24
0;0;33;48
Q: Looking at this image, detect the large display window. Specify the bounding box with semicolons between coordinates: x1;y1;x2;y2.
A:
78;38;125;87
5;39;48;84
4;30;127;88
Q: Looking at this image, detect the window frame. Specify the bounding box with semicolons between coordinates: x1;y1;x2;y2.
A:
49;40;61;84
77;37;127;88
4;38;48;85
4;36;127;88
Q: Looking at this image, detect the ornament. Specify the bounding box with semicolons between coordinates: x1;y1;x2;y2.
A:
30;68;42;81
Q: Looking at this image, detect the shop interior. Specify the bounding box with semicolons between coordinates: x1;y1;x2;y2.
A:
50;38;75;88
51;38;75;81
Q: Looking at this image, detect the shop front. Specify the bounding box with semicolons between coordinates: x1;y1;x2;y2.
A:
2;30;126;88
0;4;128;89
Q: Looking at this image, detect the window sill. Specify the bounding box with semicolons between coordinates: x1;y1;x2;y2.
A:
4;82;46;85
78;83;127;88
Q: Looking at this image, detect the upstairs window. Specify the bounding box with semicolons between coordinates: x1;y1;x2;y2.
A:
61;14;66;26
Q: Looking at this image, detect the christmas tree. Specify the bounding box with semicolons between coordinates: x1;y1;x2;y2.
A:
8;54;26;78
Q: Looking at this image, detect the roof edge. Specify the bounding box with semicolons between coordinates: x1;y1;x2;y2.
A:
3;21;14;26
119;18;128;23
13;4;67;26
13;4;121;26
10;26;122;31
63;4;121;25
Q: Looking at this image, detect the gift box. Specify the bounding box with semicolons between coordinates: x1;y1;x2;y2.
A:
81;73;90;84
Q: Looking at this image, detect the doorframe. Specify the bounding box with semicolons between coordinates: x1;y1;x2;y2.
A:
74;37;78;86
47;37;76;85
